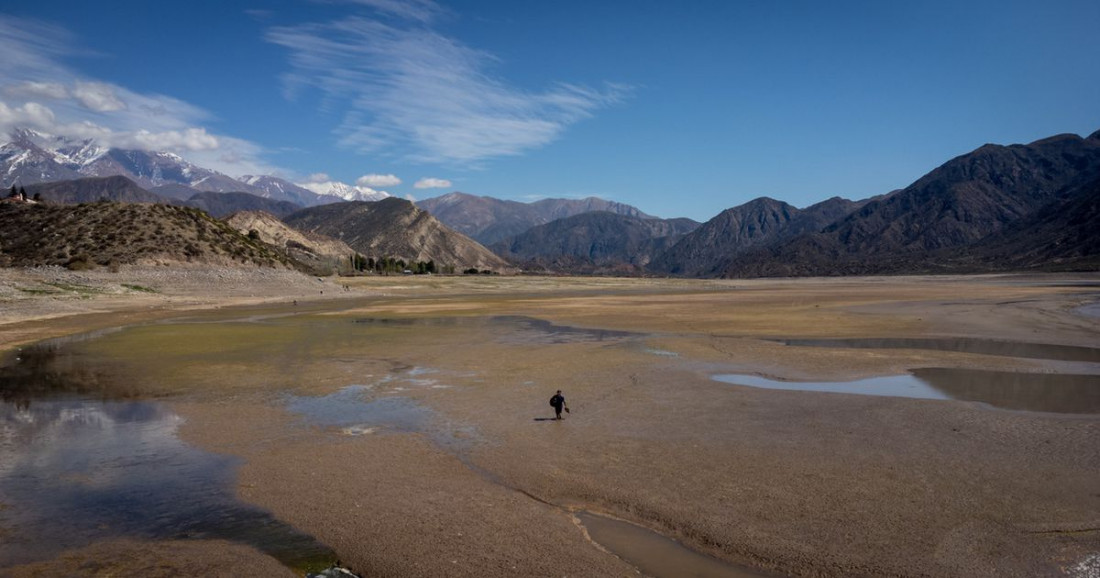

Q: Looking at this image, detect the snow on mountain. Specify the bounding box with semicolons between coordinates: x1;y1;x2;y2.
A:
295;179;390;202
1;127;385;207
241;175;343;206
1;129;82;185
0;128;262;194
6;128;107;168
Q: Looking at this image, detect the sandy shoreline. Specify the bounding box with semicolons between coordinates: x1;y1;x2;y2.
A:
2;268;1099;577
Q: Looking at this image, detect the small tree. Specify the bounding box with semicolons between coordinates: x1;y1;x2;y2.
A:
8;185;17;199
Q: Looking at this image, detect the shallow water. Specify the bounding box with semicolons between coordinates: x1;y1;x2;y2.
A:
1076;302;1100;319
0;394;334;571
780;337;1100;363
714;373;948;400
286;384;431;431
576;512;774;578
354;315;638;345
715;369;1100;414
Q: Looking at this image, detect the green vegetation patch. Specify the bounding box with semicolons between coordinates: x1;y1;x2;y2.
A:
16;287;60;295
121;283;158;293
44;281;105;295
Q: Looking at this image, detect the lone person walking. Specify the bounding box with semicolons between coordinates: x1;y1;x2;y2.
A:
549;390;568;420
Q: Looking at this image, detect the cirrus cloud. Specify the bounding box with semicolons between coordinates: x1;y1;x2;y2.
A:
72;81;127;112
267;11;629;165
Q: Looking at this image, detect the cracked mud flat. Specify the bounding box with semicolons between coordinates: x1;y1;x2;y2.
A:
1;272;1099;577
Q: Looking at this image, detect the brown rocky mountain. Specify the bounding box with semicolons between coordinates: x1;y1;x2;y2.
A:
187;192;303;219
225;211;355;274
935;174;1100;272
719;130;1100;277
23;176;168;205
22;177;304;218
417;192;654;245
0;201;292;269
648;196;865;276
284;198;511;272
150;183;205;201
491;212;699;274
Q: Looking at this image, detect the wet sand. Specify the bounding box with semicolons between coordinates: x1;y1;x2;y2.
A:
2;270;1099;577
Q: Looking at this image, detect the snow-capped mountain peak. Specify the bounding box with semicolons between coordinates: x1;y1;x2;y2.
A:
6;128;107;168
295;179;390;202
1;126;386;208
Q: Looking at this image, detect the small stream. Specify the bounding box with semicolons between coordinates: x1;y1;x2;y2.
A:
576;512;776;578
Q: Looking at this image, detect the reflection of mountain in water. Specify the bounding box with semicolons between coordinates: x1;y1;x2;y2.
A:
912;368;1100;414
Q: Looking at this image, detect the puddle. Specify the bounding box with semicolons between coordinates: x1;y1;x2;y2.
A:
284;375;481;454
714;373;949;400
714;370;1100;414
0;398;334;571
0;346;335;573
576;512;774;578
285;384;430;432
780;337;1100;363
1076;302;1100;319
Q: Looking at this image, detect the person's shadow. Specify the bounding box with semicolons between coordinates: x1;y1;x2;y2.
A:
533;417;559;422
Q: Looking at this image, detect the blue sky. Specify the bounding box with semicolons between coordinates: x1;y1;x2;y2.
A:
2;1;1098;221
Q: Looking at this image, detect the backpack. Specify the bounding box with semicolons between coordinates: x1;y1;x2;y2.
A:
549;396;556;406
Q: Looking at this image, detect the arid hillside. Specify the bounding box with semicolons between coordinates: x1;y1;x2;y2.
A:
225;210;354;274
285;198;511;272
0;201;292;269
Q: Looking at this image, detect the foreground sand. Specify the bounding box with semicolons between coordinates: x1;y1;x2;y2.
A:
2;269;1098;577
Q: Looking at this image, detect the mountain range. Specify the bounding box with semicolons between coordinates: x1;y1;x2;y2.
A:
0;129;383;207
3;126;1098;278
416;192;654;245
491;212;699;274
647;196;867;276
713;130;1100;277
22;176;305;218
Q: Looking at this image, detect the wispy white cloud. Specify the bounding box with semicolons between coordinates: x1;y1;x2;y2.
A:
357;173;402;187
72;81;127;112
5;81;70;100
0;14;277;177
343;0;449;23
267;11;628;165
414;177;451;189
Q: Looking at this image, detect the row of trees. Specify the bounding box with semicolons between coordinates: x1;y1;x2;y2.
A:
350;254;456;275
